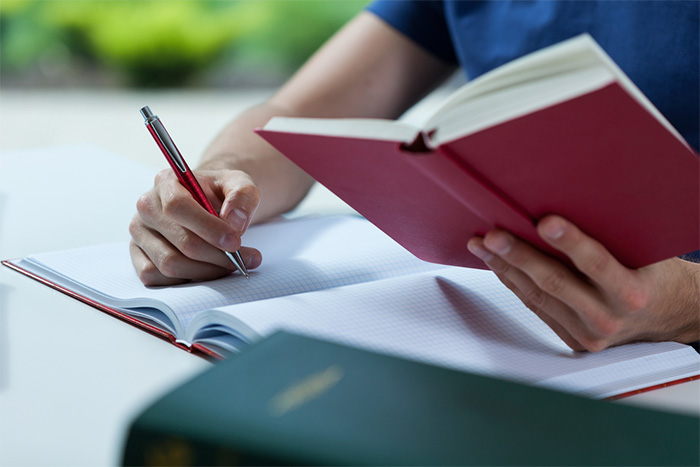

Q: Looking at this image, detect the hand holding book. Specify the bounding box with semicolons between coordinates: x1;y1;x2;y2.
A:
469;215;700;352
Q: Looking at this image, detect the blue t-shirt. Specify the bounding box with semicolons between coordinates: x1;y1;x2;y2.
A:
367;0;699;152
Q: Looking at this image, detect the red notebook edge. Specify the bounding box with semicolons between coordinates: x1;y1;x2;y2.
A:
609;375;700;400
1;259;220;361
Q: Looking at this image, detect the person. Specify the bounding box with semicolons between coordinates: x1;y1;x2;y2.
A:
129;0;699;353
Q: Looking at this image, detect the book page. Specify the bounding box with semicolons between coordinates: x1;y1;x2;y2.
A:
428;66;614;146
425;34;605;121
197;267;700;398
262;117;419;143
13;216;445;337
425;34;684;146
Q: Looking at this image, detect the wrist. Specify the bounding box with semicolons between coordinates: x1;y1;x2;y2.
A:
660;258;700;344
197;154;245;172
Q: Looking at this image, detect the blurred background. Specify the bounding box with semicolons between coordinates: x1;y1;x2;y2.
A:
0;0;369;89
0;0;370;167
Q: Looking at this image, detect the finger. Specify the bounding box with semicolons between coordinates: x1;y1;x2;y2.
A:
129;241;187;287
468;238;586;350
131;213;263;278
237;246;263;271
130;219;234;282
147;178;245;255
216;170;261;234
538;215;647;313
471;234;615;350
493;270;586;352
137;199;239;269
481;231;625;349
482;229;607;316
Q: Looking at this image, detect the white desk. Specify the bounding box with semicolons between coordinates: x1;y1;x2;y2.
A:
0;146;697;466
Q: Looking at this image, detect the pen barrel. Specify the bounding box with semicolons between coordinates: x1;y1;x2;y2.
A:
179;170;219;217
141;106;249;277
145;122;219;217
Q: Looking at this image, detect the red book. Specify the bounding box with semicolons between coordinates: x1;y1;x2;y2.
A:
257;35;699;269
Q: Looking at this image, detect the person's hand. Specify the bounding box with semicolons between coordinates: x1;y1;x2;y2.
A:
467;215;700;352
129;168;263;286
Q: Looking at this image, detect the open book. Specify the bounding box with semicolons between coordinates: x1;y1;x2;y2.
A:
257;34;700;270
4;216;699;399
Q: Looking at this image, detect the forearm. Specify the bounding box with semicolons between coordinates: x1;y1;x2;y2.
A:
199;12;455;223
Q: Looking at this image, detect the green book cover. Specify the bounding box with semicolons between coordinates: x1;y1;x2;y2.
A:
122;332;699;466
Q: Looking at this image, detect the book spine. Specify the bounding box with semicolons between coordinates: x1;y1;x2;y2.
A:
404;145;545;251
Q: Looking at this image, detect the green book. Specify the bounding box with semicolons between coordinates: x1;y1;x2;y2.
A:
122;332;699;466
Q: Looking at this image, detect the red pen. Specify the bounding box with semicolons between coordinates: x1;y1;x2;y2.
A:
140;105;250;279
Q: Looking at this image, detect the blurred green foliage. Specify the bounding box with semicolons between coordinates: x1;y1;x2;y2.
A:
0;0;368;87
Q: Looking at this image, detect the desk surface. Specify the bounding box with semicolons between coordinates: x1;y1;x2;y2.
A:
0;146;698;466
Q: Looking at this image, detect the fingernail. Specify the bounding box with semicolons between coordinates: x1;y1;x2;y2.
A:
220;233;240;251
227;208;248;232
541;218;565;239
484;235;511;255
467;242;494;262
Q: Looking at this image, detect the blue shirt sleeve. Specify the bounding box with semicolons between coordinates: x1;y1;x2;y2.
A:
366;0;458;64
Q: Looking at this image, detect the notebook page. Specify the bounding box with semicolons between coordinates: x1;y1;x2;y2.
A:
200;267;700;398
15;216;445;336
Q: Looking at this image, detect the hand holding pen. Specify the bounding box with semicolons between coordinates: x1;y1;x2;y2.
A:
129;106;262;285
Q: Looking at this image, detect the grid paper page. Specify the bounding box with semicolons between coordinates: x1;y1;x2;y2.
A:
200;267;700;398
18;216;445;335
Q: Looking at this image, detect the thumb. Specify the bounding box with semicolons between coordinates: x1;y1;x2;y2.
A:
217;170;261;235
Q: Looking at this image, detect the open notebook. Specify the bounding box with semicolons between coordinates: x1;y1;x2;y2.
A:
4;216;699;399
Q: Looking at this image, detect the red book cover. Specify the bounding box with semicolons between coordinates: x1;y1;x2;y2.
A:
257;82;699;270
